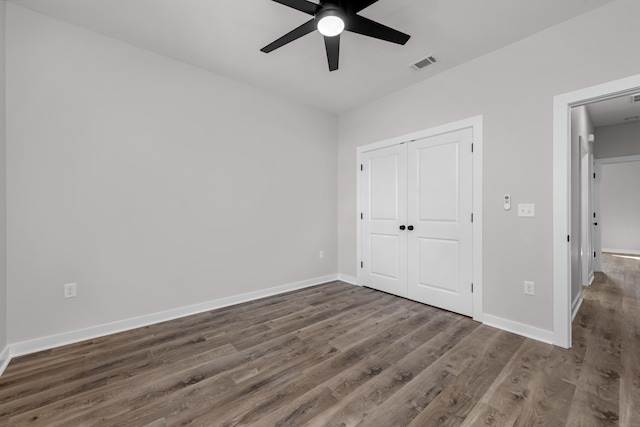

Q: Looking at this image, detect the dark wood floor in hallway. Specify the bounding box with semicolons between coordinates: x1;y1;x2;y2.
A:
1;253;638;426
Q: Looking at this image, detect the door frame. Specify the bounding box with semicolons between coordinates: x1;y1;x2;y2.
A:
579;135;594;287
553;73;640;348
593;159;602;273
356;115;484;322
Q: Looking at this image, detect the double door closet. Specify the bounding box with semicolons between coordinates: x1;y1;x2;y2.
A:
359;127;475;316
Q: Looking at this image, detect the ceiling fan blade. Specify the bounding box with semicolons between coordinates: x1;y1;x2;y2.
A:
261;19;317;53
324;35;340;71
272;0;318;15
347;0;379;14
346;15;410;45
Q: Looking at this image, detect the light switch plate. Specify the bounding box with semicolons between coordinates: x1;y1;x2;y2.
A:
518;204;535;217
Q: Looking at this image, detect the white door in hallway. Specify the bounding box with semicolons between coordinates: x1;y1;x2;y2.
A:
360;128;474;316
407;129;473;316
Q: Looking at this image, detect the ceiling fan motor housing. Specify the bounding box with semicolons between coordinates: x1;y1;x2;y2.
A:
316;4;344;23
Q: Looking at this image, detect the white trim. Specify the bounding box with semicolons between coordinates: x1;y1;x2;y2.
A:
595;154;640;165
483;314;554;345
337;274;358;285
0;346;10;377
356;117;482;154
7;274;338;359
356;144;362;286
356;115;483;321
553;73;640;349
553;90;574;349
579;135;594;292
472;118;484;323
593;161;603;272
571;294;583;322
603;248;640;256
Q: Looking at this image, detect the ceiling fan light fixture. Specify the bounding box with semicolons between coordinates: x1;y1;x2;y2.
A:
261;0;411;71
316;8;345;37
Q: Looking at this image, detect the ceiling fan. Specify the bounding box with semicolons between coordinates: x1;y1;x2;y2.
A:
261;0;411;71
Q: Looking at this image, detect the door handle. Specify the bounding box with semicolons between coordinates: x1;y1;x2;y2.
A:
399;225;406;230
407;225;414;231
593;222;598;226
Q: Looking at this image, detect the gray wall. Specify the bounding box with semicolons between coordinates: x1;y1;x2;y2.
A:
0;0;7;360
600;160;640;254
338;0;640;332
6;5;338;343
594;121;640;159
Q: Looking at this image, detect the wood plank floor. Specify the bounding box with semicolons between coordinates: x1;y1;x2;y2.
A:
1;252;638;426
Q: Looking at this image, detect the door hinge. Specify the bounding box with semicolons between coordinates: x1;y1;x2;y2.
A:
361;164;363;171
471;213;474;223
471;143;474;153
471;283;474;293
361;261;364;268
594;251;596;258
567;235;570;242
361;213;363;220
593;172;596;179
593;212;596;218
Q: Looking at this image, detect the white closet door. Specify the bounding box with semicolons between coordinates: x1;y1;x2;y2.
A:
361;144;408;297
407;128;473;316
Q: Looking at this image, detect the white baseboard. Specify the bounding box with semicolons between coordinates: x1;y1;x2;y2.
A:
337;274;358;285
571;294;583;322
0;345;10;377
603;248;640;256
483;314;554;345
7;274;339;361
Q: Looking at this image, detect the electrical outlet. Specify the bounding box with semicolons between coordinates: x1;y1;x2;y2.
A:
64;283;77;299
319;250;325;259
524;281;535;296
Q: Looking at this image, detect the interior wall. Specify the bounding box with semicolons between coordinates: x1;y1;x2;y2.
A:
338;0;640;332
570;106;594;304
6;4;338;344
594;121;640;159
600;161;640;254
0;0;7;360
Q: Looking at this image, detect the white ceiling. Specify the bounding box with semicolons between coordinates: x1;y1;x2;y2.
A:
586;93;640;127
11;0;615;114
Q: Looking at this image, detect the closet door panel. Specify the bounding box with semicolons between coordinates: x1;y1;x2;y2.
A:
408;128;473;316
361;144;408;297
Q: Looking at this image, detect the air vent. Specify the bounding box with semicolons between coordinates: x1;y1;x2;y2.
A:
410;55;437;71
631;93;640;103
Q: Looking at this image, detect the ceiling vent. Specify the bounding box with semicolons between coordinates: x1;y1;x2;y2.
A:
631;93;640;103
410;55;437;71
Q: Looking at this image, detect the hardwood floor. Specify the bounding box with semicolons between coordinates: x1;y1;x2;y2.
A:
1;253;638;426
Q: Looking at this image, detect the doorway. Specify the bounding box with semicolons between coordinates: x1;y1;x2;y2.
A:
553;73;640;348
594;156;640;257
